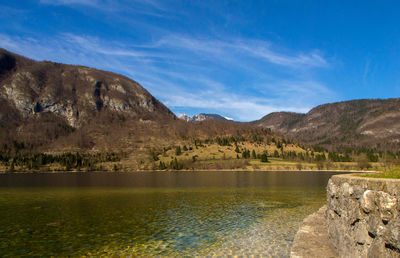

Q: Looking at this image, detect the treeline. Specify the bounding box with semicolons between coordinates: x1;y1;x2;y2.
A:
157;158;250;171
0;142;120;171
198;132;296;147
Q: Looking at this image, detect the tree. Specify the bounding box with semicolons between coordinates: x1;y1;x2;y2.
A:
252;150;257;159
175;146;182;156
242;149;250;159
170;157;184;170
261;153;269;163
158;161;167;170
235;144;240;153
357;154;371;170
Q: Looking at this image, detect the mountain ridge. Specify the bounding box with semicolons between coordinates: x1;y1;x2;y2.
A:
253;98;400;150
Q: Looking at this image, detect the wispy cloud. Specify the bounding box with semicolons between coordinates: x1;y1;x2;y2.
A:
0;31;335;121
153;35;328;68
62;33;170;59
237;43;328;68
39;0;174;17
40;0;101;7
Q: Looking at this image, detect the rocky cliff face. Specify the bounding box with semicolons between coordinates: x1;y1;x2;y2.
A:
253;99;400;149
0;49;175;128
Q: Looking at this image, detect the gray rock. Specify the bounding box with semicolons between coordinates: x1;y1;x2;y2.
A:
326;174;400;258
361;190;377;213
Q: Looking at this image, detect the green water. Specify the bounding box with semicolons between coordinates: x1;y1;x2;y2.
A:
0;171;336;257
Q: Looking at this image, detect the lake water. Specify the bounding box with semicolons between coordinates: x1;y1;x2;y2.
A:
0;171;343;257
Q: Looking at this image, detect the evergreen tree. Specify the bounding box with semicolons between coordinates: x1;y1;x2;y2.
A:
261;153;269;162
242;149;250;159
252;150;257;159
175;146;182;156
159;161;166;170
235;143;240;153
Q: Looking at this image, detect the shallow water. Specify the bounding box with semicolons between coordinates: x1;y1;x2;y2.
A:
0;171;342;256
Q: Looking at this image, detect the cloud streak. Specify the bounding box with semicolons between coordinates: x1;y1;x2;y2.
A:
152;35;328;68
0;31;335;121
40;0;101;7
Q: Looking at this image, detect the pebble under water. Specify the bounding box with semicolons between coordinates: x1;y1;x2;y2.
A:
0;186;326;257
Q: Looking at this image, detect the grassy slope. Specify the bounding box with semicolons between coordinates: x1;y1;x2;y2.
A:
0;135;387;172
361;167;400;179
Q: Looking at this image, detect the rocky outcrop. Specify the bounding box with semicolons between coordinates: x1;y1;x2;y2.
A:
326;174;400;257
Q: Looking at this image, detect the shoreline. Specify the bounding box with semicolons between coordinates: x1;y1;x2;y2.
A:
0;169;376;174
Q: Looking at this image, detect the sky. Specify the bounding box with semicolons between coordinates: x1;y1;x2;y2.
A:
1;1;400;121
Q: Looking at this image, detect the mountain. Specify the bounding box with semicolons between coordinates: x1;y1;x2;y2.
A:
3;48;400;155
253;98;400;150
0;48;175;126
178;113;233;122
0;48;175;149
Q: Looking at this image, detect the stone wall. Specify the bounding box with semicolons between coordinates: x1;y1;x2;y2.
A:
326;174;400;257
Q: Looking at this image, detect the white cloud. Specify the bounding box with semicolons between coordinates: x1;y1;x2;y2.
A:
40;0;101;6
39;0;173;17
0;32;335;121
161;91;310;121
238;44;328;67
153;35;329;68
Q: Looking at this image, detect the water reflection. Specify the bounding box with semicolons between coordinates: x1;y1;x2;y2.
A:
0;171;340;188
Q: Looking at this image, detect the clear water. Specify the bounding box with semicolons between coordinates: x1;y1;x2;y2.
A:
0;171;340;257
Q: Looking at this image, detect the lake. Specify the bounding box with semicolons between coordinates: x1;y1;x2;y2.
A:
0;171;344;256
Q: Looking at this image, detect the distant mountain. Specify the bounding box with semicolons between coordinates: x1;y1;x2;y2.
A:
178;113;234;122
252;98;400;150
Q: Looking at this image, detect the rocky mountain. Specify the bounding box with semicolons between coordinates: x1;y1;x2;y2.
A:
178;113;233;122
0;48;175;126
0;48;175;149
253;98;400;150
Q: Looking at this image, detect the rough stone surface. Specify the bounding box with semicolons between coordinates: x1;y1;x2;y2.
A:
327;174;400;258
290;205;338;258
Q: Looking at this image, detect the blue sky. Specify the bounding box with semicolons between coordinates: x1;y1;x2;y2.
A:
1;0;400;121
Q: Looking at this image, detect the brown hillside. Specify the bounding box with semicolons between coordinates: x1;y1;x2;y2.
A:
253;99;400;150
0;48;176;149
